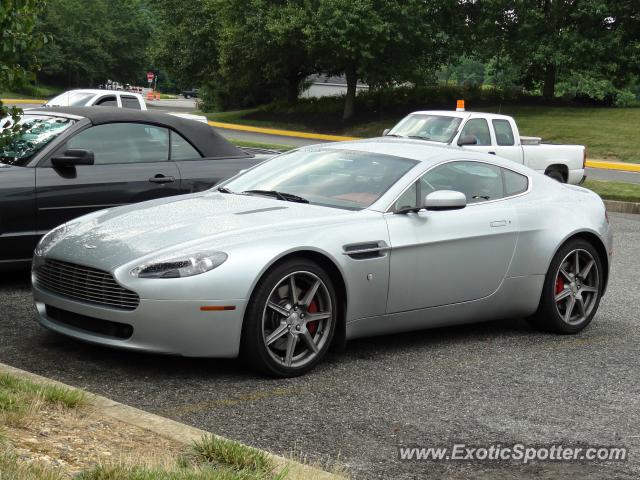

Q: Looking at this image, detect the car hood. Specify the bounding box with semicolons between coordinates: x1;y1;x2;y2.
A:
45;192;356;270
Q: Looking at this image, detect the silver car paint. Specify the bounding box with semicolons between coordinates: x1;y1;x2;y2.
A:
32;140;613;357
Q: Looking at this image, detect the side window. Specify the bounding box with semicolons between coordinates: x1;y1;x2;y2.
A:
460;118;492;146
121;96;142;110
503;168;528;196
170;131;202;160
393;182;418;211
422;161;504;204
493;119;515;146
94;96;118;107
66;123;169;165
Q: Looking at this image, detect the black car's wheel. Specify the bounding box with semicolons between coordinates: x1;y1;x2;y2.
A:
529;239;603;333
241;258;337;377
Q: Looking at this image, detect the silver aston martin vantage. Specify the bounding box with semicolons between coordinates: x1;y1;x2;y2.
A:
32;138;613;377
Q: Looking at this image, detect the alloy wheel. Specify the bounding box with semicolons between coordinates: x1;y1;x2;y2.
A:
554;249;600;325
261;271;333;368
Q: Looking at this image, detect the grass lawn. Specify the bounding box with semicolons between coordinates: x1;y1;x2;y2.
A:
205;105;640;163
583;179;640;203
1;85;63;100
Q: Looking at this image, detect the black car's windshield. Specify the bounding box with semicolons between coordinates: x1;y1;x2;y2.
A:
222;149;418;210
0;115;76;166
388;114;462;143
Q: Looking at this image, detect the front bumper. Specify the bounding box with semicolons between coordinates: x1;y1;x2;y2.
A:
32;281;247;358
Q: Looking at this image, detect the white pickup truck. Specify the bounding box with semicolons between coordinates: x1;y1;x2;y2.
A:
384;110;586;184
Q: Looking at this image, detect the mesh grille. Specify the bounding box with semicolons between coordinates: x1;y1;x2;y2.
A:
35;259;139;311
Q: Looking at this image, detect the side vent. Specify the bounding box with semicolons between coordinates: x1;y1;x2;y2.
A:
343;241;390;260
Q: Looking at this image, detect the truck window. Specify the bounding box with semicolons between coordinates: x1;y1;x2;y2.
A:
121;96;142;110
460;119;491;146
493;119;515;146
95;96;118;107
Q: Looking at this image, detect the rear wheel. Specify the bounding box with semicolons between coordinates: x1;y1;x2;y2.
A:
241;259;337;377
529;239;603;333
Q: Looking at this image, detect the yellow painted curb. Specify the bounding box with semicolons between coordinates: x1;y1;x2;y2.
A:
208;120;359;142
586;160;640;173
1;98;47;104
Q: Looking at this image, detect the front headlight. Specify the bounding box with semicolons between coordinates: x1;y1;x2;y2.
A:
130;250;228;279
34;223;69;257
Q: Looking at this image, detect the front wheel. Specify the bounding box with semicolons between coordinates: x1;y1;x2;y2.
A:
241;259;337;377
529;239;603;333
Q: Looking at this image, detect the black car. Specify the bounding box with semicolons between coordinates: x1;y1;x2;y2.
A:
0;107;272;269
181;88;199;99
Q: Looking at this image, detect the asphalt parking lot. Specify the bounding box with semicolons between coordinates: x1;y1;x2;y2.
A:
0;213;638;479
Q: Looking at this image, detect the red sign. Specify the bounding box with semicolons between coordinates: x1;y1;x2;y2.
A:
147;72;154;82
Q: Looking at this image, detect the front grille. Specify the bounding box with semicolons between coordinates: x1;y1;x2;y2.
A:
35;259;140;311
45;305;133;339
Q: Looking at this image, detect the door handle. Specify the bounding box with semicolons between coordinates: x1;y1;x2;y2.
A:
149;174;175;184
488;151;496;155
490;220;507;227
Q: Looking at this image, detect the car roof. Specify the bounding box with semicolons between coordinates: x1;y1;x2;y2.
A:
53;89;141;97
25;107;247;159
408;110;513;121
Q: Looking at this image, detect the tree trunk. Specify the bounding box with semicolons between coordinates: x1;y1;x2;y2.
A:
343;64;357;121
286;73;300;106
542;63;556;100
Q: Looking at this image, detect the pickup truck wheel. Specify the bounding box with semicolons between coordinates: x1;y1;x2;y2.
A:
546;170;565;183
528;239;603;334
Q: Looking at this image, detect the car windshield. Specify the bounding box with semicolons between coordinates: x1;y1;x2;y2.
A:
0;115;76;166
388;114;462;143
222;149;418;210
47;91;95;107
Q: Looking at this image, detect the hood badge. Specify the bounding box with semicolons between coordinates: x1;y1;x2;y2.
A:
84;244;97;249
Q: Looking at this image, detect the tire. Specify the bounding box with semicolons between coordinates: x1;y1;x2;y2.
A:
241;258;338;377
529;239;604;334
546;170;565;183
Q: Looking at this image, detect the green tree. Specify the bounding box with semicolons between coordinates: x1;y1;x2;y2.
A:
1;0;47;145
305;0;459;120
475;0;637;100
36;0;153;87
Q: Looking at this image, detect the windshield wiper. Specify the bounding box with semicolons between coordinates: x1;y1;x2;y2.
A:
217;187;233;193
242;189;309;203
407;135;431;140
384;134;404;137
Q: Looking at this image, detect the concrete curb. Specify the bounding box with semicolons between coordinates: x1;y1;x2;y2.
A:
1;98;47;105
0;362;344;479
603;199;640;215
207;120;359;142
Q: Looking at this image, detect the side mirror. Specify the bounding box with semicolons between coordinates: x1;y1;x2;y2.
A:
382;128;391;136
457;135;478;146
51;149;95;167
425;190;467;211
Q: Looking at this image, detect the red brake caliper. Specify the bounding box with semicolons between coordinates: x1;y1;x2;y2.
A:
307;299;319;335
555;276;564;296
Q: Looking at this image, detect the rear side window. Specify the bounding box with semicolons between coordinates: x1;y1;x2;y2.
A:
460;119;492;146
422;161;504;204
170;131;202;160
493;119;515;146
121;96;141;109
66;123;169;164
95;96;118;107
502;168;528;196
